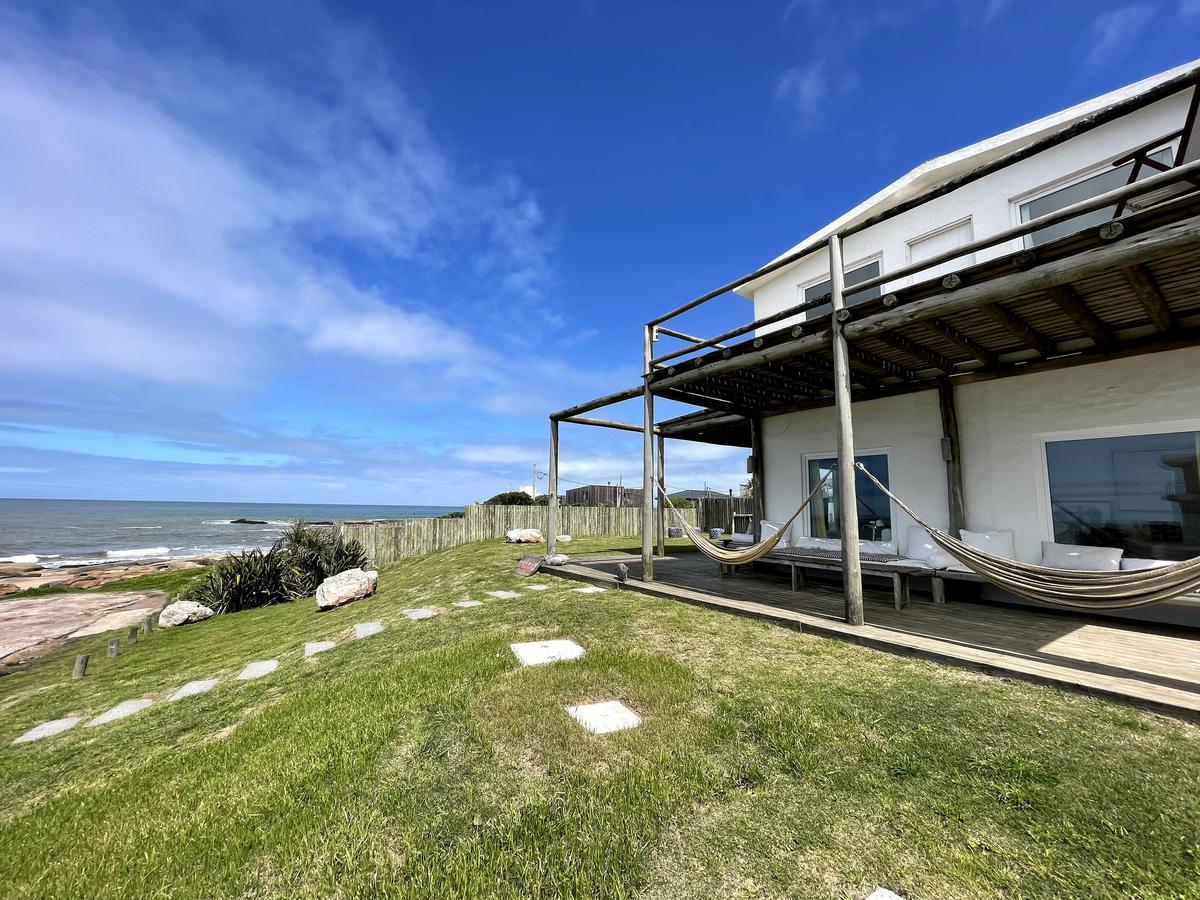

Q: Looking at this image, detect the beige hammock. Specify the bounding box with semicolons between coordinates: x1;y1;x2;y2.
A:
854;462;1200;610
655;471;831;566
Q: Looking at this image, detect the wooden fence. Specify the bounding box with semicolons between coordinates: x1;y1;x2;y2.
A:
335;503;698;565
696;496;755;533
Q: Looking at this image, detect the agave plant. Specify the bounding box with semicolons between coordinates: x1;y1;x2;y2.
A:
274;520;369;597
178;547;298;614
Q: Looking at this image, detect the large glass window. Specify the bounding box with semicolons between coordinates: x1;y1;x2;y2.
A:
1020;148;1174;247
803;260;882;320
1045;430;1200;561
806;453;892;542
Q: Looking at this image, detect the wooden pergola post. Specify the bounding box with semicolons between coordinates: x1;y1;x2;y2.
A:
547;417;559;557
641;324;656;581
938;379;966;538
829;234;864;625
750;417;765;540
656;433;666;556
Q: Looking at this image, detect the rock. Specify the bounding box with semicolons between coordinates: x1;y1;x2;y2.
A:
230;518;269;525
158;600;216;628
544;554;570;566
315;568;377;610
505;528;543;543
0;583;20;596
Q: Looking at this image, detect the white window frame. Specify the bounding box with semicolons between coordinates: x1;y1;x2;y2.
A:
1007;141;1182;233
904;216;975;286
1032;418;1200;548
796;253;883;320
799;446;894;540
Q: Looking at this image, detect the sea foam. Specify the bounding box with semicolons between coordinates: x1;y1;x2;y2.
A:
105;547;171;559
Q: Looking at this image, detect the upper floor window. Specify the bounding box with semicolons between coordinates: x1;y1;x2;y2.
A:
1019;148;1174;247
907;219;974;285
802;259;881;319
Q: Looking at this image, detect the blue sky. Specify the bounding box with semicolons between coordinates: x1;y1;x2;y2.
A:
0;1;1196;505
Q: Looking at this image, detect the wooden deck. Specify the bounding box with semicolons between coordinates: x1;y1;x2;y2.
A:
547;552;1200;720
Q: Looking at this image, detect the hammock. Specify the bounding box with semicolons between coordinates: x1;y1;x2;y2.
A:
655;471;831;566
853;462;1200;610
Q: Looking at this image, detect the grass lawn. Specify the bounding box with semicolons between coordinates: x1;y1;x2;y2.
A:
4;566;210;601
1;537;1198;899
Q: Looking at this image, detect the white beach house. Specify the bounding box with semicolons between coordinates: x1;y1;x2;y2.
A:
549;60;1200;629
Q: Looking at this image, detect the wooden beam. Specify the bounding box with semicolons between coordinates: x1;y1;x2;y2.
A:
922;318;996;367
656;387;750;416
876;332;957;373
978;304;1057;356
656;434;666;556
846;344;920;381
560;416;645;433
642;326;655;581
1044;284;1115;348
937;380;966;539
843;213;1200;341
750;418;765;541
551;385;643;421
829;235;864;627
547;419;559;557
650;331;831;392
1122;263;1174;332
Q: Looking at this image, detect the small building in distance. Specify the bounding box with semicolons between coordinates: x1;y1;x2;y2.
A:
564;484;643;507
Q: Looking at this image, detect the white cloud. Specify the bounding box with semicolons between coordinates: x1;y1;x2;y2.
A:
774;60;860;134
1083;5;1156;71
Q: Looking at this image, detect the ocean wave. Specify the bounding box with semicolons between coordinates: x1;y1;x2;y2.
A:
121;525;163;530
105;547;171;559
1;554;41;564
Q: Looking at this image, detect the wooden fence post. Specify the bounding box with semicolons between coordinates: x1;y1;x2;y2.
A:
107;638;119;658
73;654;89;679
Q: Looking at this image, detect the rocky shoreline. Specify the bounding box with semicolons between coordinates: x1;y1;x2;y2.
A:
0;556;220;597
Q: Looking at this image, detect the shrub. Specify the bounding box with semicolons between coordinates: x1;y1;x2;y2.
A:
275;520;369;596
483;491;534;506
441;510;465;519
177;548;297;614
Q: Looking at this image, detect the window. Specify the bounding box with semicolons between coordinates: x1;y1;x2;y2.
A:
907;219;974;285
1019;148;1174;247
803;260;881;320
1045;429;1200;561
806;453;892;541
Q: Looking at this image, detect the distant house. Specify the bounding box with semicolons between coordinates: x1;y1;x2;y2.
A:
666;489;729;506
564;484;643;507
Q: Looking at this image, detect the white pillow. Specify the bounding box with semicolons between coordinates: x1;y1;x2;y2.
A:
794;536;841;552
760;520;790;548
1121;557;1174;571
960;529;1016;560
1040;541;1122;571
730;532;754;545
860;539;899;556
906;526;954;568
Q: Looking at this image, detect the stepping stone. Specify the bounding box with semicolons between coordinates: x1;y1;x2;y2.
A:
524;584;550;591
354;622;384;638
89;698;152;727
510;639;585;667
238;659;278;680
566;700;641;735
572;586;607;594
453;600;483;608
486;590;520;599
403;608;437;620
169;679;218;702
866;891;904;900
12;716;82;745
304;640;336;657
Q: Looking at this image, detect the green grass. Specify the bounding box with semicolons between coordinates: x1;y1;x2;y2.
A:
5;566;210;600
1;536;1198;899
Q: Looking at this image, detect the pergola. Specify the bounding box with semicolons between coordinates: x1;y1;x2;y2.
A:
548;65;1200;625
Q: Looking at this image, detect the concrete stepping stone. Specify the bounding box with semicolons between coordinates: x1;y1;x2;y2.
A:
354;622;384;638
866;891;904;900
12;716;82;744
524;584;550;591
169;679;219;702
402;608;437;620
304;640;336;656
238;659;278;680
572;585;607;594
510;639;585;667
566;700;641;735
89;698;153;726
453;600;483;608
486;590;520;599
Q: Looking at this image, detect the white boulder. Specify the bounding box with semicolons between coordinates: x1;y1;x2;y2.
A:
158;600;215;628
505;528;544;543
316;568;377;610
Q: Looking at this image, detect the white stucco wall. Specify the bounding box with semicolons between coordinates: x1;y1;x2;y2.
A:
749;92;1190;333
762;389;948;555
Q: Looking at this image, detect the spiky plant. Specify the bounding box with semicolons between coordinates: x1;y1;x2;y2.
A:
177;547;298;614
274;520;369;597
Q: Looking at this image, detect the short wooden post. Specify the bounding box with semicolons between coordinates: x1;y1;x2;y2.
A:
829;233;865;626
141;616;153;636
127;627;137;644
72;654;89;679
655;433;666;556
107;638;119;658
547;418;560;557
641;324;655;581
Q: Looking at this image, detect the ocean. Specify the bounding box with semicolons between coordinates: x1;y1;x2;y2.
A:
0;498;460;567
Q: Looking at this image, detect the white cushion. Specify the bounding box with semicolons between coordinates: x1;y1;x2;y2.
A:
760;520;790;548
1121;557;1175;571
729;532;754;545
905;526;954;568
794;536;841;552
860;539;899;556
960;529;1015;560
1040;541;1123;572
